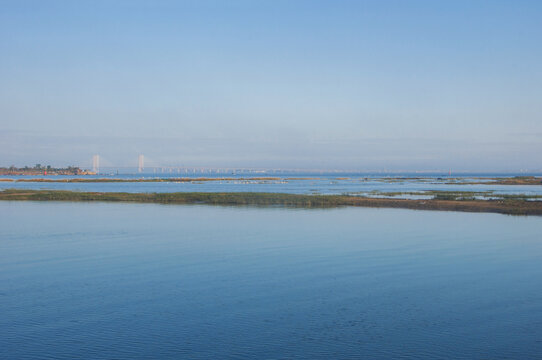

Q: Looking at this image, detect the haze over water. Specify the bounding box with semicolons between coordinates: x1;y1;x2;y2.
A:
2;1;542;171
2;201;541;359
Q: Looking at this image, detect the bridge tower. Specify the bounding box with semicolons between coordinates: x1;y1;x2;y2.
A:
138;154;144;173
92;155;100;173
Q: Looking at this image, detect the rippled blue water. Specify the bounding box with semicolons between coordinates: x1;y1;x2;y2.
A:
1;202;542;359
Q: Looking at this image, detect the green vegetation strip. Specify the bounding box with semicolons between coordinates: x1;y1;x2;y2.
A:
2;189;542;216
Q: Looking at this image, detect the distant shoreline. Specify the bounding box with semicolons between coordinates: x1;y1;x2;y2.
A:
1;189;542;216
0;167;95;176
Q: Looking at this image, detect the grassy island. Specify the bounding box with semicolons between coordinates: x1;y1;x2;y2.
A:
1;189;542;216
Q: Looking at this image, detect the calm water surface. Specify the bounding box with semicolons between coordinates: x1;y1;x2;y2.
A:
2;173;542;196
1;202;541;359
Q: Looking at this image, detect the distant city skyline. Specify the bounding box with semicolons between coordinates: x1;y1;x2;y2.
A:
1;1;541;171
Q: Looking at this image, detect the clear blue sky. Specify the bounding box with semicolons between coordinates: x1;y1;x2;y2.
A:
1;0;541;171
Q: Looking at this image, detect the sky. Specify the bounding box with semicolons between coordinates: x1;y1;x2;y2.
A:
1;0;541;171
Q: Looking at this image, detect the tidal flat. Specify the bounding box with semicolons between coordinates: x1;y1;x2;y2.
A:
2;189;542;215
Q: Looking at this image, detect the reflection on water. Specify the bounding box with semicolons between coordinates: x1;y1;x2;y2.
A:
1;202;541;359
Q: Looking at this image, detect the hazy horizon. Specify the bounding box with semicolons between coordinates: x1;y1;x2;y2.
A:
2;1;541;171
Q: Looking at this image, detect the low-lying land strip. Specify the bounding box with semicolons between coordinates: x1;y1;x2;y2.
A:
480;176;542;185
0;175;540;185
371;176;542;185
355;190;542;202
441;176;542;185
1;189;541;216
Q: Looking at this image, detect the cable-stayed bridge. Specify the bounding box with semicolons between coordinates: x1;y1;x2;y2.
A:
84;155;406;175
84;155;289;175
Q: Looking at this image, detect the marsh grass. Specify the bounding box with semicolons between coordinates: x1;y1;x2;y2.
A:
2;189;542;215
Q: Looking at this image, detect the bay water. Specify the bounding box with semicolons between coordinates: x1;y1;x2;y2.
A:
1;201;541;359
